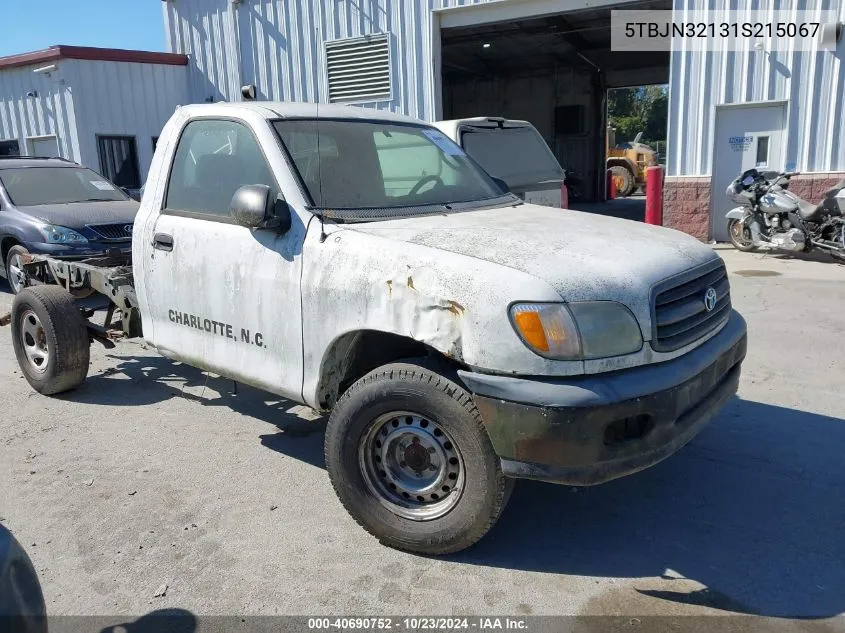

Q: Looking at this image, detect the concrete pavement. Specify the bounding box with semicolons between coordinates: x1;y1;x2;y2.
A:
1;248;843;624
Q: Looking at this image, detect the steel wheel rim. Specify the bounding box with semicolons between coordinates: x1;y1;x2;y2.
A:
358;411;466;521
8;254;25;293
730;220;753;248
20;309;49;373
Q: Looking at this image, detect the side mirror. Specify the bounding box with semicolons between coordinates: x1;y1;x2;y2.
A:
230;184;291;232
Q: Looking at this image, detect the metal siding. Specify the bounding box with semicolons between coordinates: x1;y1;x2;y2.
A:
163;0;505;120
64;58;188;180
668;0;845;176
0;65;76;159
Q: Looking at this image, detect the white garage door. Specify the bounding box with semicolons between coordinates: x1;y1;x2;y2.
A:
711;103;787;242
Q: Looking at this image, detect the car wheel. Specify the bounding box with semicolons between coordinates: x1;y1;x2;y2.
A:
5;245;30;295
324;359;511;555
11;286;90;395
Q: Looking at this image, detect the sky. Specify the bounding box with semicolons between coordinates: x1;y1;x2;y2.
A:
0;1;167;57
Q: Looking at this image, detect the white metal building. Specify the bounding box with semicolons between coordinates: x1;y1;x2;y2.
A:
0;45;188;193
160;0;845;241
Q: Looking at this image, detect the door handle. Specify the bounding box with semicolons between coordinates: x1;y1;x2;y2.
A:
153;233;174;252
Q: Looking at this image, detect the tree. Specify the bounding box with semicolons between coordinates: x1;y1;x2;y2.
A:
608;85;668;145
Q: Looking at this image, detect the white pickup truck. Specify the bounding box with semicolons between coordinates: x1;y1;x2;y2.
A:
3;102;746;555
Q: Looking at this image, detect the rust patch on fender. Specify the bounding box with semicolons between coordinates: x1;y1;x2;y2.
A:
446;300;465;316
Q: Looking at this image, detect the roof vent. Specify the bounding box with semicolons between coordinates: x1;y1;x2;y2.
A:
325;34;391;103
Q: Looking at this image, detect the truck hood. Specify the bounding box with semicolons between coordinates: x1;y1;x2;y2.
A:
16;200;140;227
350;204;719;337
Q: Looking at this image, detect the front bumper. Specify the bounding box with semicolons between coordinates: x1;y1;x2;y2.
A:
459;311;747;485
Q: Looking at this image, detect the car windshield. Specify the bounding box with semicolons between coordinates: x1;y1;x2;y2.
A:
272;119;509;216
0;167;127;206
459;126;564;189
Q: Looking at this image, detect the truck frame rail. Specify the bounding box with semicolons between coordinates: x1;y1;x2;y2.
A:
1;252;142;347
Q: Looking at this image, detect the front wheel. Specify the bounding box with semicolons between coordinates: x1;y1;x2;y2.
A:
728;218;757;252
5;245;30;294
324;360;511;555
609;166;635;197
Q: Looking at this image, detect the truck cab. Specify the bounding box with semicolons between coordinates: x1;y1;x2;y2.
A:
6;102;747;555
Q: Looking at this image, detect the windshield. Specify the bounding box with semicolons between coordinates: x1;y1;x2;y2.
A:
0;167;128;206
460;126;564;189
272;119;506;213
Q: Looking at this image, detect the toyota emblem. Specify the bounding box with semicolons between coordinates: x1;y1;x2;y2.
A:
703;287;718;312
124;224;134;234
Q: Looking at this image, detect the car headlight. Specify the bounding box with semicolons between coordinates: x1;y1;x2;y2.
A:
509;301;643;360
40;225;88;244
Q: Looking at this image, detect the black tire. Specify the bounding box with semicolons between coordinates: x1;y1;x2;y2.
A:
5;245;29;295
11;286;90;395
727;218;757;252
325;359;511;555
610;166;635;197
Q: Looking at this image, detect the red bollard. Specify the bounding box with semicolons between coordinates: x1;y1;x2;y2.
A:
561;183;569;209
606;169;616;200
645;165;664;225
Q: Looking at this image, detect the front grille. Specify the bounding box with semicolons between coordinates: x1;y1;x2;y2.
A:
652;260;731;352
86;223;133;242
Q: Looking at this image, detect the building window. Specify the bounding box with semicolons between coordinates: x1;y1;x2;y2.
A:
0;140;20;157
164;119;276;219
325;34;391;103
755;135;769;167
97;135;141;189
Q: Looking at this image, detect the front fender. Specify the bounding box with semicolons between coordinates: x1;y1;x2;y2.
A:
725;207;749;221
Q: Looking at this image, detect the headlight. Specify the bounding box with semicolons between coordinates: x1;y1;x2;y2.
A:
40;225;88;244
509;301;642;360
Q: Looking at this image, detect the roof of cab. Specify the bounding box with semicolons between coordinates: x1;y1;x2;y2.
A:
178;101;427;126
432;117;535;140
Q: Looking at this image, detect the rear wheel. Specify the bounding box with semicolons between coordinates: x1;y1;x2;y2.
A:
831;224;845;262
5;245;30;295
11;286;90;394
324;359;511;554
610;166;635;197
728;218;757;252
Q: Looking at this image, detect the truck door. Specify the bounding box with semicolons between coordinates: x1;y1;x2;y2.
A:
139;116;305;400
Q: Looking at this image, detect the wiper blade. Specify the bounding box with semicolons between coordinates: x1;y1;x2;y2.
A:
74;198;115;202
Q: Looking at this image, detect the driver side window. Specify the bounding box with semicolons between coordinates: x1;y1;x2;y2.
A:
164;119;275;219
374;130;459;198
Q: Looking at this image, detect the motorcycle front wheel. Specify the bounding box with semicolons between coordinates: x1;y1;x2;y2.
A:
728;218;756;252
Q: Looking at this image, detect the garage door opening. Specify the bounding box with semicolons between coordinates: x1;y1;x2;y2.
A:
599;84;669;221
438;0;671;204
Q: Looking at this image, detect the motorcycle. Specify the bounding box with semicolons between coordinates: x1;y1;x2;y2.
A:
725;169;845;262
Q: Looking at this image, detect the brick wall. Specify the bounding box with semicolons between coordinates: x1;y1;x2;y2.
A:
661;172;845;241
662;176;712;241
784;173;845;203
